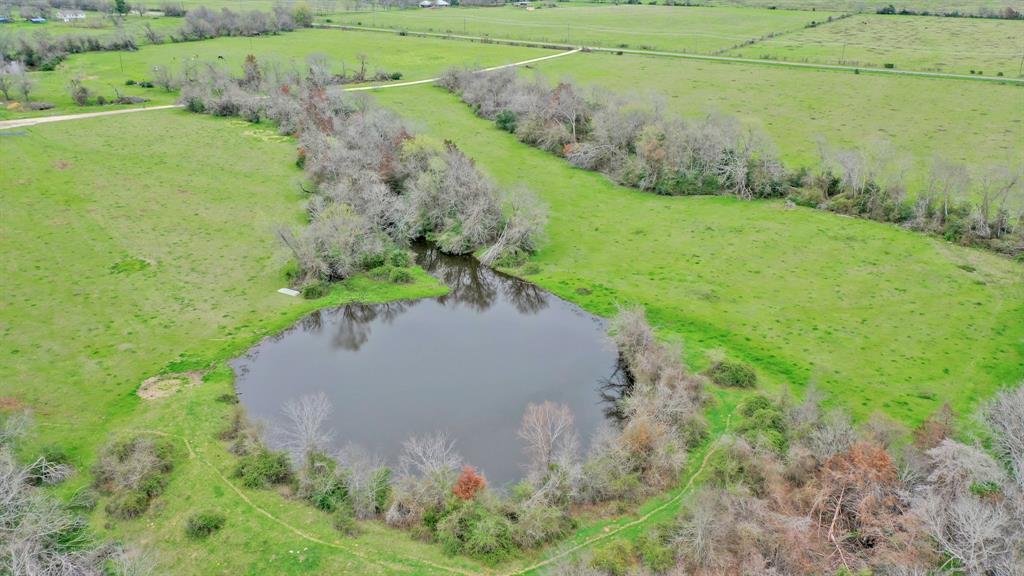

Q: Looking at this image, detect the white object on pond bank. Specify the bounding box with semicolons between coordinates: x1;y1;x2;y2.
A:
278;288;300;297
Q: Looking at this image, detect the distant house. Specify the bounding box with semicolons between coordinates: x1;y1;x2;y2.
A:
435;0;450;6
419;0;433;6
58;10;86;22
0;16;13;24
29;17;47;23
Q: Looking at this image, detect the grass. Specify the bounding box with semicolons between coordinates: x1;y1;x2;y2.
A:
0;12;183;39
1;28;553;118
376;84;1024;425
524;50;1024;189
728;14;1024;76
325;5;843;53
3;23;1023;575
0;110;498;574
704;0;1024;14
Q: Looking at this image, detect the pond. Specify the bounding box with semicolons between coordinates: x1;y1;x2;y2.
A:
232;246;622;487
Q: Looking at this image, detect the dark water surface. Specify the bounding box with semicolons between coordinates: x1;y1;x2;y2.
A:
232;247;620;486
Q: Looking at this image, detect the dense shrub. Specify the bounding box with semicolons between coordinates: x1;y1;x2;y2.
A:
435;500;518;563
735;394;788;453
234;448;291;488
185;510;226;538
590;540;635;576
93;435;175;519
705;359;757;388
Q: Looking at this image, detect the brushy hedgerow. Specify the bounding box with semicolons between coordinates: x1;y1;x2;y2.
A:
439;67;1023;258
177;55;547;290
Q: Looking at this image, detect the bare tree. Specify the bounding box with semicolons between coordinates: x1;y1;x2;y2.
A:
480;186;547;265
14;66;34;102
984;383;1024;488
279;392;333;465
519;401;579;481
142;22;163;45
336;443;388;519
0;59;21;101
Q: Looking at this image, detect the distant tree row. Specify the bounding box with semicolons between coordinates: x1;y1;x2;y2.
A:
440;67;1024;259
0;4;310;73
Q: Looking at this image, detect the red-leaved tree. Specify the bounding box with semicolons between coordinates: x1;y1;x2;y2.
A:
452;466;486;501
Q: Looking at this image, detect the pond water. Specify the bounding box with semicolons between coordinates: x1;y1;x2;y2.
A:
232;246;622;486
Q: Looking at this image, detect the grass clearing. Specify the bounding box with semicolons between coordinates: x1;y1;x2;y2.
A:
1;28;553;118
326;5;843;53
729;14;1024;76
525;50;1024;189
375;84;1024;425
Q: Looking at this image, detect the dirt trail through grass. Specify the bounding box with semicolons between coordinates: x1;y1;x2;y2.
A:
0;49;579;130
504;412;734;576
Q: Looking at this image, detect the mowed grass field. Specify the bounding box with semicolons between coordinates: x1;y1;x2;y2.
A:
729;14;1024;76
0;28;552;119
326;5;843;53
376;84;1024;424
526;50;1024;189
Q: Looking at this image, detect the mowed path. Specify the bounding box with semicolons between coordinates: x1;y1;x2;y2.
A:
0;49;579;131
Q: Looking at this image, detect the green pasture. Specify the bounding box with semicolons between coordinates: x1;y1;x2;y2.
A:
729;14;1024;76
0;12;182;39
376;84;1024;425
325;5;844;53
525;50;1024;190
0;28;552;118
704;0;1024;14
0;110;483;574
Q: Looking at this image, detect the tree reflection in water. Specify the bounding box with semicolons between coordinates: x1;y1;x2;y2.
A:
325;244;552;349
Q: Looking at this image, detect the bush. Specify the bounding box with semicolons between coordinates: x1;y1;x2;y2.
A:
333;505;360;536
636;529;674;573
706;359;758;388
735;395;788;453
185;510;226;538
105;490;150;519
388;267;413;284
388;250;411;268
435;501;517;563
94;436;174;519
495;110;517;133
590;540;635;576
234;449;291;488
301;281;330;299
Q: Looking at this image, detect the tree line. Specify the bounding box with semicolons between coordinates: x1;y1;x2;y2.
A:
176;54;546;293
439;67;1024;259
0;4;310;76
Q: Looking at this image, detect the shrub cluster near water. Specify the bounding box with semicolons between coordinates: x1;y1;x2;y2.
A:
550;383;1024;575
176;54;547;292
215;306;707;562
